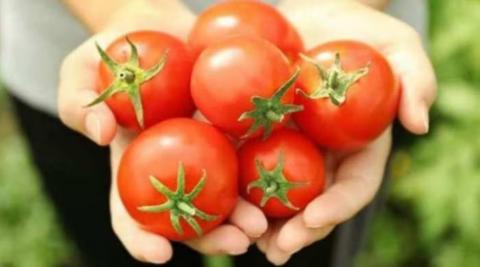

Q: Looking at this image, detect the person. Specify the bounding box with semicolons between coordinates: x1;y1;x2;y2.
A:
0;0;436;266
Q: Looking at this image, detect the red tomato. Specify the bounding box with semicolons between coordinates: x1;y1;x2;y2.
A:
294;41;400;150
191;36;302;139
92;31;195;131
238;128;325;218
117;118;238;241
188;0;304;61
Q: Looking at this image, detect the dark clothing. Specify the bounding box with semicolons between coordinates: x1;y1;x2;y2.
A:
10;93;384;267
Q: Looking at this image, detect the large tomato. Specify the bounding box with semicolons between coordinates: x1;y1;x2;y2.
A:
238;128;325;218
188;0;304;61
294;41;400;150
117;118;238;241
91;31;195;131
191;36;302;139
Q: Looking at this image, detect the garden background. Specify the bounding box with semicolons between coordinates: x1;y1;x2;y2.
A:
1;0;479;266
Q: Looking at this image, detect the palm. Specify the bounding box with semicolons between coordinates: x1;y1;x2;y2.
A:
255;1;436;265
105;5;267;263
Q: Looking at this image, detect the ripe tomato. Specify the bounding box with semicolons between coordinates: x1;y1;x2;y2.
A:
90;31;195;131
294;41;400;150
117;118;238;241
191;36;302;139
188;0;304;61
238;128;325;218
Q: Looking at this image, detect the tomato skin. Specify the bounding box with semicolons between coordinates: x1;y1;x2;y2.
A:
117;118;238;241
294;41;400;150
97;31;195;131
188;0;304;61
191;36;295;139
238;128;325;218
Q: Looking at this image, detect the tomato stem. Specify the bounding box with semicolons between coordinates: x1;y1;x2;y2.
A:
239;67;303;139
85;37;169;128
118;69;136;84
137;162;217;237
247;152;306;210
297;53;370;105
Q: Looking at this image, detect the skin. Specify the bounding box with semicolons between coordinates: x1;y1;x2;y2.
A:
188;0;304;61
257;0;437;265
58;0;268;264
238;128;326;218
294;41;400;150
191;36;294;138
58;0;435;265
118;119;238;240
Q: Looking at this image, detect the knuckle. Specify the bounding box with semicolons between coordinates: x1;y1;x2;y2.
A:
400;24;422;44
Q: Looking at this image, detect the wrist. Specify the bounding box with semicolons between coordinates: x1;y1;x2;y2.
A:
100;0;194;39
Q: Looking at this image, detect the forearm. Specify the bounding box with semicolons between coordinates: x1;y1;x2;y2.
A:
358;0;389;10
61;0;132;32
279;0;390;10
61;0;192;33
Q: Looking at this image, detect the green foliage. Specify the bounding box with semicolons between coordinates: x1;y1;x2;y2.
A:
358;1;480;267
0;88;75;266
1;0;479;266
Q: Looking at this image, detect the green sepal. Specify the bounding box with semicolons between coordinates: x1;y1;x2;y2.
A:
297;53;370;105
137;162;218;237
85;37;168;128
239;67;303;139
247;152;307;210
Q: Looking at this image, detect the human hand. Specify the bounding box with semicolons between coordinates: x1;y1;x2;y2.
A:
257;0;437;264
58;0;267;263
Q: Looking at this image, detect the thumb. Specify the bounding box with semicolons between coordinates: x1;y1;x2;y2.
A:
58;39;117;145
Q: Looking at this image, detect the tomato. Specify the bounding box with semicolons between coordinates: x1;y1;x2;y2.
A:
90;31;195;131
294;41;400;150
117;118;238;241
188;0;304;61
191;36;302;139
238;128;325;218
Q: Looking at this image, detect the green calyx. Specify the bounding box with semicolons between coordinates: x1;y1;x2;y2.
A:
247;152;306;210
297;53;370;105
238;68;303;139
85;37;168;128
137;162;217;237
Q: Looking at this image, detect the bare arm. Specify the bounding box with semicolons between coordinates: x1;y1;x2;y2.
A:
358;0;390;10
279;0;390;10
61;0;131;32
61;0;193;34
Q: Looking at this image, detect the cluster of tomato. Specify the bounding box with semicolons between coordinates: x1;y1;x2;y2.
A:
90;1;400;241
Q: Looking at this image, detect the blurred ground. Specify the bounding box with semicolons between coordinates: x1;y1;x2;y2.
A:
0;0;479;266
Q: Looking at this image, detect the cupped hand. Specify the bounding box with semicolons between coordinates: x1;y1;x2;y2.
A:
257;0;437;265
58;0;267;264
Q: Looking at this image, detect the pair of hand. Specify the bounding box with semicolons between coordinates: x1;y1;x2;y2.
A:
58;0;436;265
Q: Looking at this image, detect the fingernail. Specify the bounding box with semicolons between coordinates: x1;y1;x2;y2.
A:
86;112;102;143
149;257;168;265
423;109;430;134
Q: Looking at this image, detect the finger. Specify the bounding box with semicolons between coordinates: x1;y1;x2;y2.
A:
110;174;173;264
256;226;274;253
229;199;268;239
264;223;291;266
58;38;117;145
276;214;334;254
386;33;437;134
110;137;173;264
185;225;250;256
304;128;392;228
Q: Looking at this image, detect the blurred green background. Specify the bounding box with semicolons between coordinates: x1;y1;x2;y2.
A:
1;0;480;266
